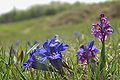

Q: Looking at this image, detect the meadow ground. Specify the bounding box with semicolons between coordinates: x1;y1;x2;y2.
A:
0;15;120;80
0;1;120;80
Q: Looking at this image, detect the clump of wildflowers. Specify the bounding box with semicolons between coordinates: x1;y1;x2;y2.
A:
39;35;69;70
23;35;69;72
91;13;113;42
76;40;99;64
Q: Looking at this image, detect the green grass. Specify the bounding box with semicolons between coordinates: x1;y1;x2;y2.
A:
0;1;120;79
0;16;120;79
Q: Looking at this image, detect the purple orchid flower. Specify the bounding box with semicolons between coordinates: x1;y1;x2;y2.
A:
91;13;113;42
76;40;99;64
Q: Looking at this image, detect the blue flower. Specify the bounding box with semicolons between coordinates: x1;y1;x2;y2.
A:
34;40;39;45
22;49;37;72
26;40;31;46
73;32;80;37
23;35;69;72
10;45;15;54
15;40;20;46
76;40;99;64
39;35;69;70
22;48;48;72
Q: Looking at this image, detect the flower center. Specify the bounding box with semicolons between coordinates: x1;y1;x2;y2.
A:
96;26;101;30
52;52;56;56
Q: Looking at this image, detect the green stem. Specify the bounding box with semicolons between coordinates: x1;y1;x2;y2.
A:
59;68;67;80
87;59;95;80
100;41;106;79
77;36;80;45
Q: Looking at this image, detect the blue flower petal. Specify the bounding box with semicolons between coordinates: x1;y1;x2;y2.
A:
43;39;51;51
48;54;62;60
92;46;99;53
73;32;80;37
76;52;80;57
50;59;62;70
76;45;84;56
38;48;49;57
50;35;60;47
56;43;69;53
23;52;36;72
22;60;31;72
40;57;47;63
86;40;94;50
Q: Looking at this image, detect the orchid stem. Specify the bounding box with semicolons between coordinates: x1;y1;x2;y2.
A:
100;41;106;79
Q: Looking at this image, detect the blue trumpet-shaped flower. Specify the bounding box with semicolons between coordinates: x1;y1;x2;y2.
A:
22;48;49;72
39;35;69;70
76;40;99;64
22;49;38;72
23;35;69;72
